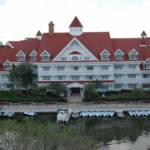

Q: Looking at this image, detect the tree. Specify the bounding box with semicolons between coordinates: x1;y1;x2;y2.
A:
9;63;34;92
47;83;67;97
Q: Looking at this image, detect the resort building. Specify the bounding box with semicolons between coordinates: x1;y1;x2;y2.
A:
0;16;150;96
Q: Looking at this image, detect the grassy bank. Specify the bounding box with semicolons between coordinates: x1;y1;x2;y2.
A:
0;118;94;150
0;90;67;103
84;90;150;102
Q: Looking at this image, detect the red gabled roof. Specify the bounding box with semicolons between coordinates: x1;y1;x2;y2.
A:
0;17;150;65
69;16;83;27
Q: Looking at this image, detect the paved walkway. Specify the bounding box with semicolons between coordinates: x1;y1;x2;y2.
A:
1;102;150;113
67;95;83;103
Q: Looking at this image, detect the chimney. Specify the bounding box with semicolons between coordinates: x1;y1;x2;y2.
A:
48;21;54;34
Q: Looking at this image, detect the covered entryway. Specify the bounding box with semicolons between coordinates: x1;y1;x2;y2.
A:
71;87;80;95
67;83;84;97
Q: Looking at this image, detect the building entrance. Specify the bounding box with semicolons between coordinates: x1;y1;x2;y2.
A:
71;87;80;95
67;83;85;97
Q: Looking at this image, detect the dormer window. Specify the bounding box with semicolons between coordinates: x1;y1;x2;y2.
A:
100;50;110;61
30;50;37;62
143;59;150;70
129;49;138;61
114;49;124;61
16;50;25;62
3;60;12;70
40;50;50;62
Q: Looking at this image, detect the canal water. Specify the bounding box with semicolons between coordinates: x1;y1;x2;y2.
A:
70;117;150;150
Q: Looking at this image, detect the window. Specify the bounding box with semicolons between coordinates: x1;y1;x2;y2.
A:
57;66;65;71
41;51;50;62
31;55;37;62
129;50;138;60
16;51;25;62
61;57;67;61
42;76;51;80
72;56;79;61
3;61;12;70
144;63;150;69
101;65;109;70
128;84;137;89
71;76;80;80
115;51;123;60
143;74;150;78
30;50;37;62
56;76;65;80
128;64;136;69
114;84;122;89
101;75;109;80
4;64;12;70
101;51;110;61
86;66;94;70
70;40;79;47
143;59;150;69
42;66;50;71
72;66;79;70
86;75;94;80
128;74;137;78
143;84;150;88
114;74;123;79
114;65;123;69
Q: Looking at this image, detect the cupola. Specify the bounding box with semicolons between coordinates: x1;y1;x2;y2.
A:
36;30;42;40
141;30;147;38
69;16;83;36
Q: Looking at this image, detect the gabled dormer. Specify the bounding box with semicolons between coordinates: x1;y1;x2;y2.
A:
40;50;50;62
3;60;12;70
30;50;38;62
128;49;139;61
114;49;124;61
52;38;98;61
143;58;150;70
16;50;26;62
69;16;83;36
100;49;110;61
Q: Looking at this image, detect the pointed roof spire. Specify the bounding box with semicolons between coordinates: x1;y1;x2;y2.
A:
141;30;147;37
69;16;83;27
36;30;42;36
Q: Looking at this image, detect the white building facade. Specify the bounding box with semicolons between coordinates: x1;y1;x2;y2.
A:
0;17;150;96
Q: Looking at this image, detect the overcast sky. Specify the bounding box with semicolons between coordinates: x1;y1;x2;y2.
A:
0;0;150;43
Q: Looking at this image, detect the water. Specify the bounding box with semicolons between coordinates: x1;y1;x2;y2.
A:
1;114;150;149
71;117;150;150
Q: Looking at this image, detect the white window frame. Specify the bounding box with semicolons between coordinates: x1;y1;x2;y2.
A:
40;50;50;62
114;49;124;61
30;50;37;62
129;49;139;61
100;49;110;61
3;60;12;70
72;55;80;61
143;58;150;70
16;50;25;62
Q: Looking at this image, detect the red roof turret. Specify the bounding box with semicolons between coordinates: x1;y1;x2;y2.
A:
69;16;83;27
141;30;147;37
36;30;42;36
